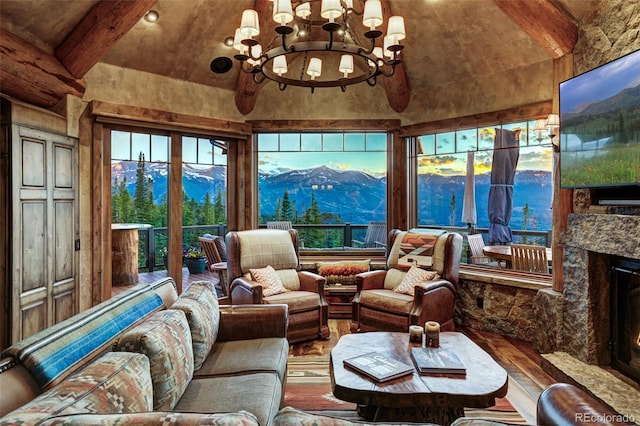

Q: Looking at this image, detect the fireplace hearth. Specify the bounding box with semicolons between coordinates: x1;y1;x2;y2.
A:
611;257;640;383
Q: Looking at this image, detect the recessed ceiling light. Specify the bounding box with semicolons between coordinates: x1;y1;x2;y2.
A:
210;57;233;74
144;10;159;23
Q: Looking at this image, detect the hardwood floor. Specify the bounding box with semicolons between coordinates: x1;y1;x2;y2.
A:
129;270;555;424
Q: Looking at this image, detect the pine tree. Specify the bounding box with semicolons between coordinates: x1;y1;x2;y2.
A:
281;189;293;221
133;152;150;223
448;192;456;226
202;192;215;224
213;187;225;224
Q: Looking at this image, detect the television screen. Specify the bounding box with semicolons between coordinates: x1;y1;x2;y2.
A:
559;49;640;188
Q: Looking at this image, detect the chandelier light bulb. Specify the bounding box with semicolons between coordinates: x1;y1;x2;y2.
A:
240;9;260;37
273;0;294;26
307;57;323;80
383;36;394;58
273;55;288;76
248;45;263;66
321;0;342;23
295;2;311;19
363;0;383;30
339;54;354;78
386;16;406;44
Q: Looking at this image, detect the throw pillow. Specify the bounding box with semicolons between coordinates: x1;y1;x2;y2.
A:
316;259;370;285
172;281;220;371
394;265;440;295
250;265;287;297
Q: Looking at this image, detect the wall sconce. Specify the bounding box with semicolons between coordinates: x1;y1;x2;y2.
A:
533;119;548;142
545;113;560;151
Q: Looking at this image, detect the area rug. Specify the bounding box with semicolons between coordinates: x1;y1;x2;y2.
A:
284;355;528;424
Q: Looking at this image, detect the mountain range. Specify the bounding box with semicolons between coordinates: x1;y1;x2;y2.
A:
112;162;552;231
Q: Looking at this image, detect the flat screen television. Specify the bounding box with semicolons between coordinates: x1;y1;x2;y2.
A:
559;49;640;189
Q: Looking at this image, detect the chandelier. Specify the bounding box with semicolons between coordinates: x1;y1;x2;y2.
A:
232;0;406;92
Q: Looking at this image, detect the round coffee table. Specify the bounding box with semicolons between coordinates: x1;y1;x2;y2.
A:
330;331;508;425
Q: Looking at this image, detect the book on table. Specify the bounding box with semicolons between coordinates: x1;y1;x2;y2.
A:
410;346;466;375
343;352;414;382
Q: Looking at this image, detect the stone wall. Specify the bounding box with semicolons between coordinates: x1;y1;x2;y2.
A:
455;277;537;342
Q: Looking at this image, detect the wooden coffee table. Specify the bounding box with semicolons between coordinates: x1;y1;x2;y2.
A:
330;331;508;425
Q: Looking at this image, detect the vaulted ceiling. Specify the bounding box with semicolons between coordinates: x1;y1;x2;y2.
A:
0;0;597;124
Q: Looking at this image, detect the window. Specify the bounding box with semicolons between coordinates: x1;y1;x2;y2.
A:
111;130;170;270
416;121;553;260
181;136;228;250
257;132;387;249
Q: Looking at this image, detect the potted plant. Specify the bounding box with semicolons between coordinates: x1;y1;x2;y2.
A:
183;247;207;274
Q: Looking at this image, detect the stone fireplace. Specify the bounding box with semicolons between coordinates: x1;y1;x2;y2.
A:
534;211;640;418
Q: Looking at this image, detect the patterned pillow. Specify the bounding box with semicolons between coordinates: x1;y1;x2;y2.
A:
394;265;440;295
172;281;220;371
250;265;288;297
0;352;152;425
114;310;194;411
316;259;370;285
38;411;260;425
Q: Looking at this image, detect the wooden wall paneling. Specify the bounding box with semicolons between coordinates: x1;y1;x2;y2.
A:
226;138;239;232
388;130;407;231
551;55;574;293
78;105;93;311
95;123;111;304
168;132;183;294
243;135;255;230
399;102;552;137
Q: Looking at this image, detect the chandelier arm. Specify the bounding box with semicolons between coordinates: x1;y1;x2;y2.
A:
253;73;267;84
377;64;397;78
327;29;334;50
281;33;290;52
366;75;378;87
278;82;287;91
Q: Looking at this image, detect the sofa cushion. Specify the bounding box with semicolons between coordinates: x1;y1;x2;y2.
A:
194;337;289;383
273;406;439;425
38;411;260;425
394;266;440;295
114;309;194;411
316;259;370;285
265;290;320;313
1;283;163;389
250;265;288;296
0;352;152;425
172;281;220;371
176;372;282;426
360;289;413;315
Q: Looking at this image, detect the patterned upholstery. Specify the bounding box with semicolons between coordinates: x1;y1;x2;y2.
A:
1;352;152;425
114;310;194;411
38;411;260;425
171;281;220;370
2;283;163;389
237;230;299;274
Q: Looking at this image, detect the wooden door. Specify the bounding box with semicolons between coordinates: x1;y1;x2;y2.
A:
10;125;78;343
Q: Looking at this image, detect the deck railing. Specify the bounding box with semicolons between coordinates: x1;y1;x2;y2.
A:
131;223;552;272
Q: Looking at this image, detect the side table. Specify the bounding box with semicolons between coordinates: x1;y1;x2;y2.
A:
324;285;356;319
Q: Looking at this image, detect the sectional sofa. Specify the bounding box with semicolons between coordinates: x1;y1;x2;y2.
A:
0;278;289;425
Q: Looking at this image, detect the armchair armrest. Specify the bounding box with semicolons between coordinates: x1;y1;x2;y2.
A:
217;304;288;341
229;276;263;305
355;270;387;291
298;270;325;293
410;279;457;331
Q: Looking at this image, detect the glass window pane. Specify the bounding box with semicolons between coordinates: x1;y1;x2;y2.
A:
418;135;435;156
182;136;198;164
503;122;528;146
131;133;150;161
212;140;227;166
151;135;169;162
366;133;386;151
478;127;495;150
198;138;213;165
436;132;455;154
301;133;322;151
323;133;343;151
111;130;131;160
345;133;365;151
280;133;300;151
258;133;279;151
456;129;477;152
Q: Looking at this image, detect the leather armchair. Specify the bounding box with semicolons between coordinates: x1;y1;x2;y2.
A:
226;229;330;343
350;229;463;333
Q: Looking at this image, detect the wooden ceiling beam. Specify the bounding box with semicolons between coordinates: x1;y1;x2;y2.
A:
235;0;273;115
493;0;577;59
0;28;86;107
55;0;158;78
380;0;410;113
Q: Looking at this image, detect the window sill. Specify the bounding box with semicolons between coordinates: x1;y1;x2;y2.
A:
459;264;552;290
